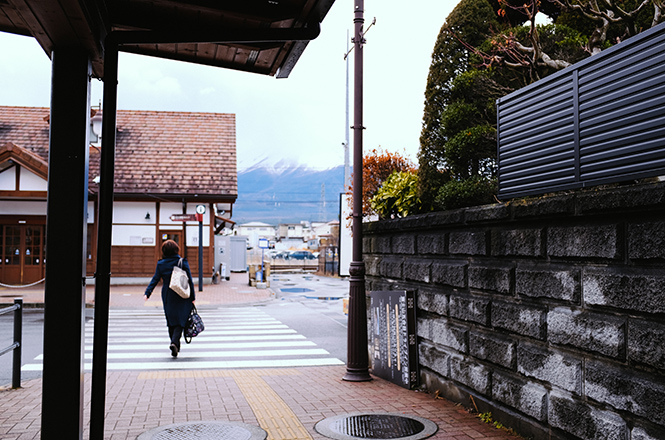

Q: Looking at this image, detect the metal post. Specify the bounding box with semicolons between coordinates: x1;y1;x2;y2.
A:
344;29;351;189
344;0;372;382
42;47;90;439
12;298;22;389
198;217;203;291
90;38;119;440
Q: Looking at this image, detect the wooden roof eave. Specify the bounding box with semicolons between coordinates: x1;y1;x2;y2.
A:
0;142;49;180
1;0;335;78
109;192;238;204
110;21;320;76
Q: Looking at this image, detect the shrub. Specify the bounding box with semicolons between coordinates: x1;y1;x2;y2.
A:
370;171;421;219
434;176;497;210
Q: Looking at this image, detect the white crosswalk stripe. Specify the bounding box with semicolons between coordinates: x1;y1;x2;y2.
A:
22;307;344;371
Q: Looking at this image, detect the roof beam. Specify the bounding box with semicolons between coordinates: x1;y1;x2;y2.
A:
110;21;320;45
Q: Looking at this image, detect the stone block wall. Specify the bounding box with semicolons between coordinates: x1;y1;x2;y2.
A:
363;182;665;440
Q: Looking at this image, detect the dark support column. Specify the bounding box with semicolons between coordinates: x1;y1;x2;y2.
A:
41;47;91;440
344;0;372;382
90;39;118;440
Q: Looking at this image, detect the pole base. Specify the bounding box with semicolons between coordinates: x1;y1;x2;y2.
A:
343;367;372;382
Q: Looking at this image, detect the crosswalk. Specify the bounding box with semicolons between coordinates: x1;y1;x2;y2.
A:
22;307;344;372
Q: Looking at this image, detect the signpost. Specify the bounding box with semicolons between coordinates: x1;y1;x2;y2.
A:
258;238;269;282
170;209;205;291
369;291;418;389
169;213;197;222
195;205;206;291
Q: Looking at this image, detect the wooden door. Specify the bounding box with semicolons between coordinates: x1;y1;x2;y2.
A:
159;231;183;256
0;225;45;285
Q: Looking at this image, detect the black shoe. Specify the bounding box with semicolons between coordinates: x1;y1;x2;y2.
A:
170;343;179;357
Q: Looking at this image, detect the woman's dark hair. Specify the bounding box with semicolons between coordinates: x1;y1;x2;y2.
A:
162;239;180;257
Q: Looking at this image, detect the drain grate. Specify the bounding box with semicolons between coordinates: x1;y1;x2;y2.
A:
315;413;437;440
137;421;267;440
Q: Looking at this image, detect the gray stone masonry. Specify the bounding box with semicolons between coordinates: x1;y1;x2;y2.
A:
492;372;547;421
449;231;487;255
363;182;665;440
628;318;665;370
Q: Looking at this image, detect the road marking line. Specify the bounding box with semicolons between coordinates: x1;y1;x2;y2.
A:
77;348;331;360
22;358;344;371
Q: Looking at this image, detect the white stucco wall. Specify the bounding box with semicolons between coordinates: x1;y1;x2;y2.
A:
113;201;156;225
0;167;16;190
111;225;157;246
186;225;209;246
110;202;210;246
0;201;46;215
19;169;47;191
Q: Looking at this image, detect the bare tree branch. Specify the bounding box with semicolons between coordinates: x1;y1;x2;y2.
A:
551;0;657;53
654;0;664;26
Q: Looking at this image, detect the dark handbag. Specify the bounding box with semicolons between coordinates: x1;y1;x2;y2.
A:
184;305;204;344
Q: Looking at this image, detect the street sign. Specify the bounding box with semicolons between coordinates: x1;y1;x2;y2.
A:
170;214;198;222
370;290;418;389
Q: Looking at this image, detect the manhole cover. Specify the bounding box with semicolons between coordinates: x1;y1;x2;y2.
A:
315;413;437;440
137;421;267;440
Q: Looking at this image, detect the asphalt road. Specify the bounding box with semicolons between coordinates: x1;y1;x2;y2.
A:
0;308;46;387
0;273;350;387
263;273;349;362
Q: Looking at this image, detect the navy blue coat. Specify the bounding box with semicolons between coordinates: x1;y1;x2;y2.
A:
145;255;195;328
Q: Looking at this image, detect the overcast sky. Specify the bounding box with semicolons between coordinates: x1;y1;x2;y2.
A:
0;0;458;171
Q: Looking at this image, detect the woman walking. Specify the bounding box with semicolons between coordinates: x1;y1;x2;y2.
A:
144;239;195;357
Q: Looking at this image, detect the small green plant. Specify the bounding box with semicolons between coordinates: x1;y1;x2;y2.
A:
476;412;523;438
434;176;497;210
370;170;421;219
478;412;493;424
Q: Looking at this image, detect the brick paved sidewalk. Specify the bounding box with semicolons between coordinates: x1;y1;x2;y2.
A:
1;274;520;440
1;365;520;440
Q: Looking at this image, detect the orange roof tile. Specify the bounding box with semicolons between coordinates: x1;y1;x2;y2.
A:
0;106;237;202
0;142;49;179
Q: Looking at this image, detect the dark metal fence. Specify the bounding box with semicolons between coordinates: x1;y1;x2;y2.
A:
0;299;23;388
318;246;339;276
497;22;665;199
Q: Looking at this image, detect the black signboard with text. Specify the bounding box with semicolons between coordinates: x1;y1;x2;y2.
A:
369;291;418;389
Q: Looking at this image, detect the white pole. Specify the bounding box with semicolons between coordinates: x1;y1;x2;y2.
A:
344;29;351;189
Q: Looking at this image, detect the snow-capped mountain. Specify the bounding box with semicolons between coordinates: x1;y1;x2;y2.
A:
233;163;348;225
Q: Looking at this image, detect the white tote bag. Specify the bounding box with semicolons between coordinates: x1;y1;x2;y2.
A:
169;258;191;299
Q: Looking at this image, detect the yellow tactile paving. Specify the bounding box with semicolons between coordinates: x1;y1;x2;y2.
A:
138;369;312;440
230;370;312;440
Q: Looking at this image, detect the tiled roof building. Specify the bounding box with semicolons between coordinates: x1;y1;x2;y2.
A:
0;106;237;201
0;105;238;284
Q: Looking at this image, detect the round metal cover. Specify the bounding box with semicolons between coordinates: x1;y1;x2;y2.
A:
315;413;437;440
137;421;267;440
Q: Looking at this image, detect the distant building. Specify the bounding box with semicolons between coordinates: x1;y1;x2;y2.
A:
0;106;237;285
277;222;307;239
311;220;339;248
276;222;309;249
237;222;276;249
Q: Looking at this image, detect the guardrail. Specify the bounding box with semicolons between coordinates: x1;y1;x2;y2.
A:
0;299;23;388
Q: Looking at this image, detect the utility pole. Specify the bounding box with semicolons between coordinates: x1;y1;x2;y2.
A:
343;29;351;189
344;0;372;382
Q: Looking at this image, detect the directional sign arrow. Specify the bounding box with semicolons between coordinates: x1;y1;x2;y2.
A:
170;214;198;222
